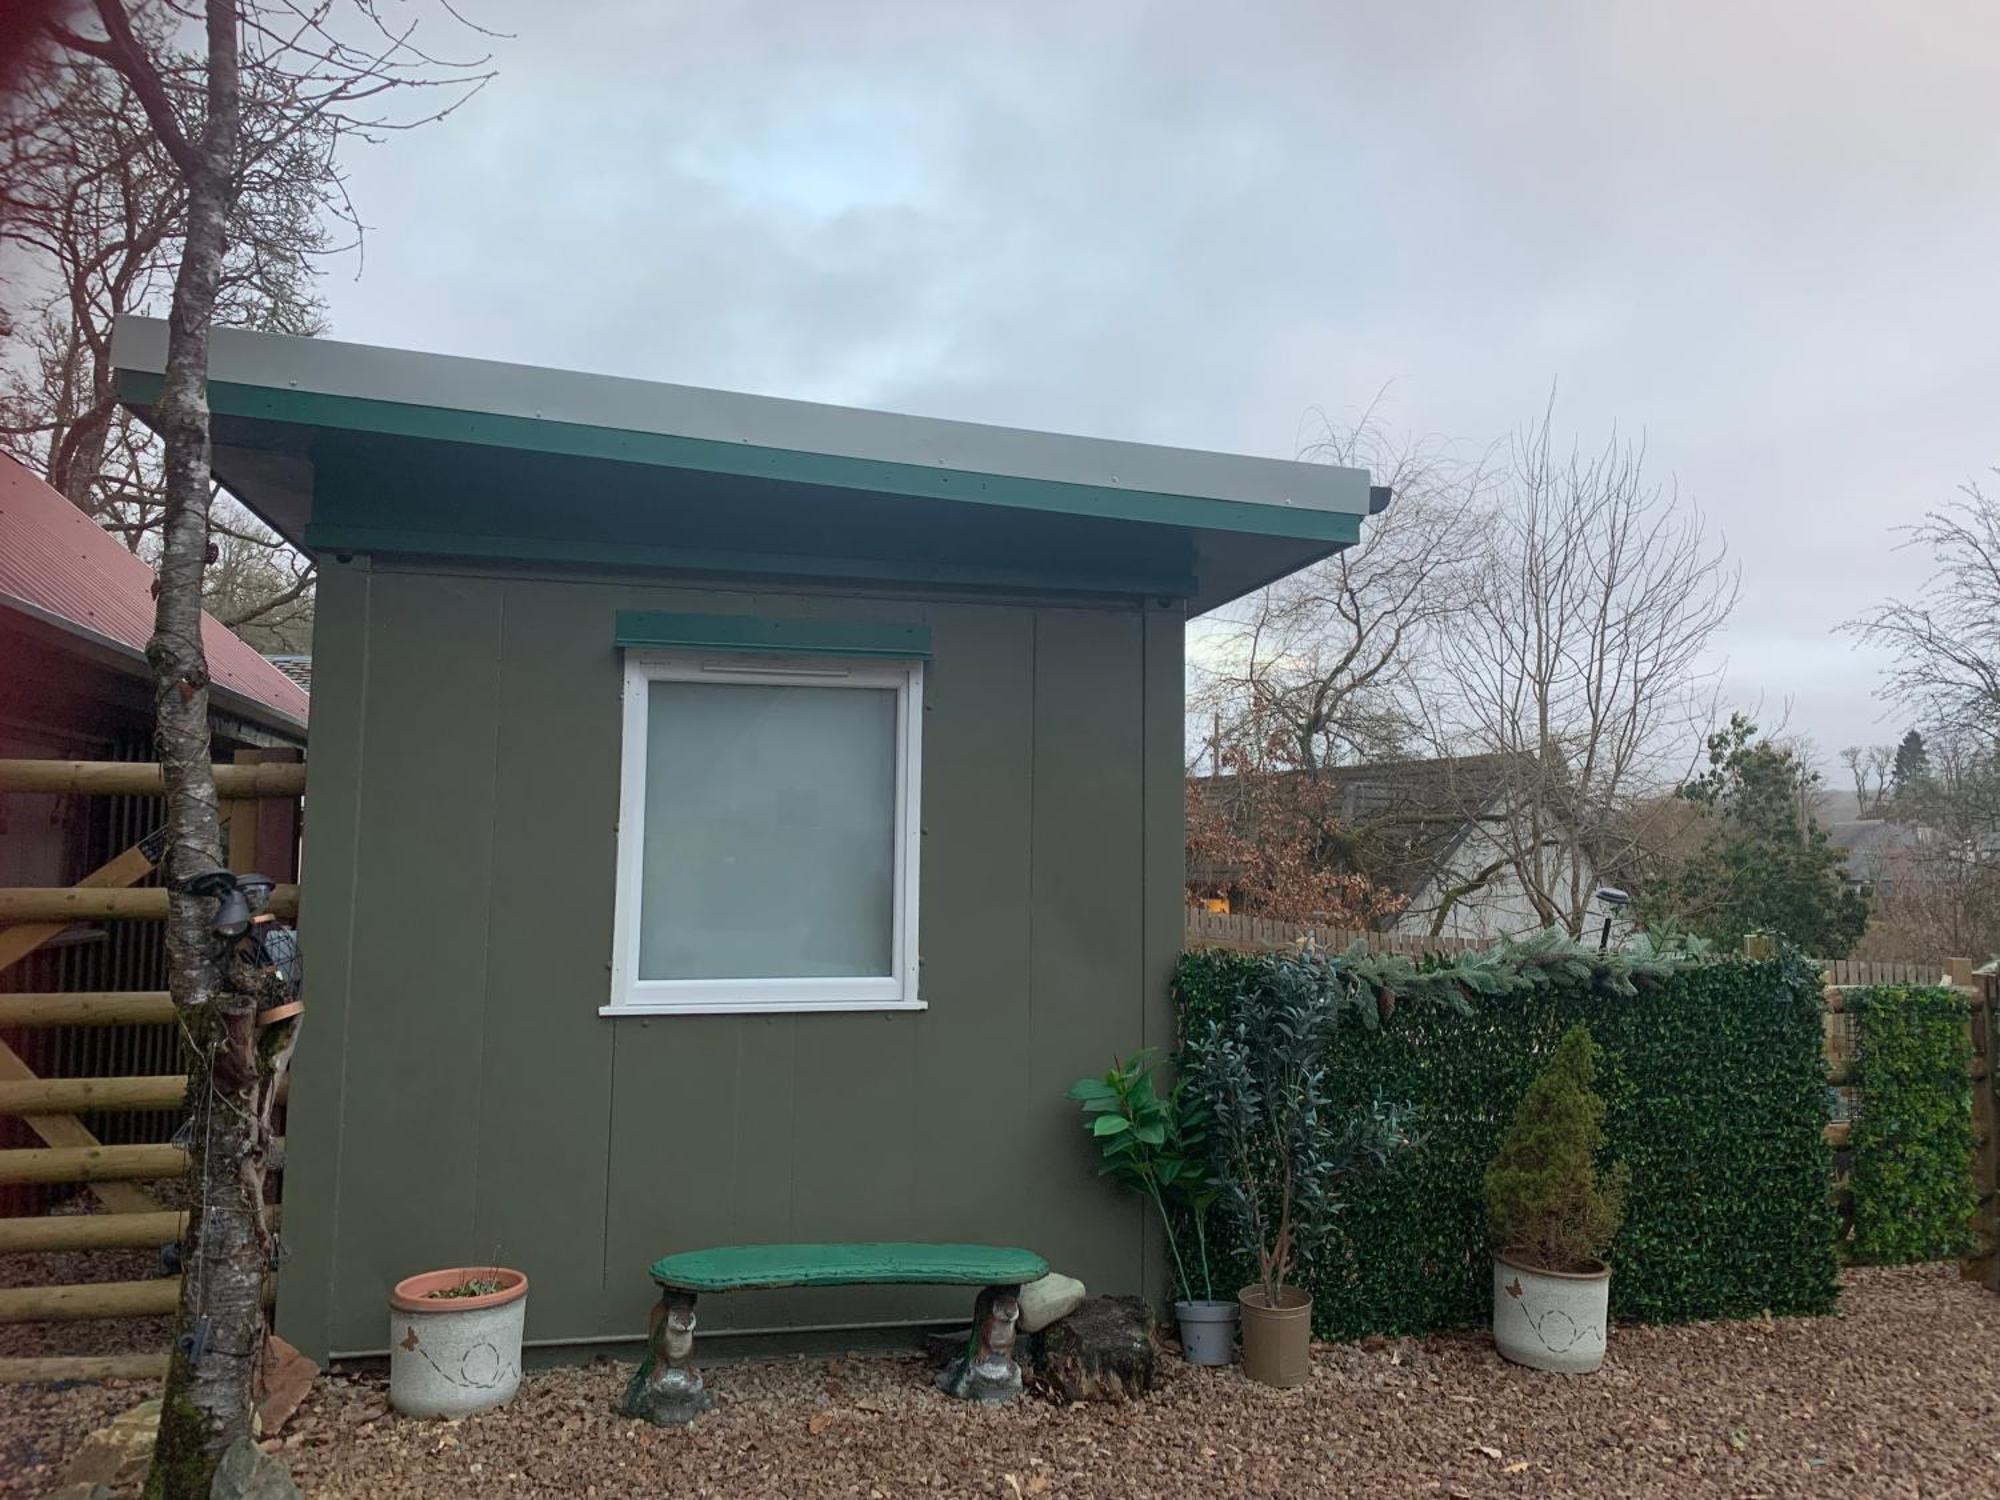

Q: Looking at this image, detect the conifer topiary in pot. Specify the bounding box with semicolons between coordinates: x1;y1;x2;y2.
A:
1485;1024;1627;1374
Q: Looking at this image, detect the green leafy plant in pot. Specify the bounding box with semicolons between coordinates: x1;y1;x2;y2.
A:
1484;1023;1627;1374
1185;954;1413;1387
1067;1050;1234;1363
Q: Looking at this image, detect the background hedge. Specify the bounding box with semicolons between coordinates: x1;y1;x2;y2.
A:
1848;984;1979;1264
1175;946;1841;1339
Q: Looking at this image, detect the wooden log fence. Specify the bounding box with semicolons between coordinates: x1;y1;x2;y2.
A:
0;1076;188;1115
0;754;304;1380
0;1040;159;1217
0;1074;283;1115
0;760;307;797
0;1352;169;1383
0;1210;187;1254
0;885;298;924
0;1144;188;1186
0;829;165;976
0;992;176;1028
0;1276;272;1324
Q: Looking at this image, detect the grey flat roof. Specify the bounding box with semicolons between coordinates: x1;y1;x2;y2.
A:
112;317;1372;521
113;317;1382;613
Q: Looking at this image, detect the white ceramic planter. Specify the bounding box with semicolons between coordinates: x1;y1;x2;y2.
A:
1491;1252;1608;1374
389;1267;528;1418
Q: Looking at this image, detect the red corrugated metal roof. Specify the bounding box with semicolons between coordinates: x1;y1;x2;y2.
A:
0;453;309;731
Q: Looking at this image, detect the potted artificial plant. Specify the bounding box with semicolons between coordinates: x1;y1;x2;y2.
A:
388;1265;530;1417
1484;1023;1626;1374
1186;956;1412;1387
1067;1051;1235;1363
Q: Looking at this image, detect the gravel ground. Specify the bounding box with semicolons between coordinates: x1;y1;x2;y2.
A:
4;1264;1997;1499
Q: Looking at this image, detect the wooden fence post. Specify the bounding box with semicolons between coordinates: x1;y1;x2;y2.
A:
225;747;262;875
1959;960;1998;1290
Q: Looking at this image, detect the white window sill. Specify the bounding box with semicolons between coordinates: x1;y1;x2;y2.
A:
599;998;929;1018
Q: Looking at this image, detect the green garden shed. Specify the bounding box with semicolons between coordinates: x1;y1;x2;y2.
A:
112;315;1384;1364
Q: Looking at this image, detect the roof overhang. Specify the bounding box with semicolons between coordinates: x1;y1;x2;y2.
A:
113;317;1378;615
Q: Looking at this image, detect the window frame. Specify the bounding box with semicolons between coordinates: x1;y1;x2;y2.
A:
604;648;924;1017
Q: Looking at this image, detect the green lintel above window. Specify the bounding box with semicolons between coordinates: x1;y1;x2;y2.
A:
614;611;932;659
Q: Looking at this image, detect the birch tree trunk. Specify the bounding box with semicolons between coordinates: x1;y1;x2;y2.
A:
35;1;490;1491
110;2;274;1493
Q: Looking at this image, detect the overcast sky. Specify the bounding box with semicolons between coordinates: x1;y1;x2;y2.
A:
320;0;2000;766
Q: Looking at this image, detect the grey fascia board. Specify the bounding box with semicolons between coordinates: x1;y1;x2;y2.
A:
111;317;1372;519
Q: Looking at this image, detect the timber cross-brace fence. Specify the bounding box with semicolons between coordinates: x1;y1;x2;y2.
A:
0;752;302;1383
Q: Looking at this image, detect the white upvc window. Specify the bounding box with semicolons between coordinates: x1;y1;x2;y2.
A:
605;650;923;1015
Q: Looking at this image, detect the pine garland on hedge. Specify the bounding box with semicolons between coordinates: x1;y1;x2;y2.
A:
1174;939;1840;1339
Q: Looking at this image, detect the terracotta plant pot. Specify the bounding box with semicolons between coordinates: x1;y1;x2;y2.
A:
1491;1250;1609;1374
389;1266;529;1418
1237;1283;1312;1387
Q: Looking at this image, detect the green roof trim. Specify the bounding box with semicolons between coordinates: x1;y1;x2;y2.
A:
615;611;933;659
648;1241;1050;1291
114;369;1366;547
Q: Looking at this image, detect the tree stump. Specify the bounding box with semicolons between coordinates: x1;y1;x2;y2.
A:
1026;1295;1156;1403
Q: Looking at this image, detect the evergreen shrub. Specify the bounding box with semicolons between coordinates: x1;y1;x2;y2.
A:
1484;1023;1626;1270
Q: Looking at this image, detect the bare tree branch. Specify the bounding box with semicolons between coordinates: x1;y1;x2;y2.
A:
1421;403;1739;937
1845;475;2000;752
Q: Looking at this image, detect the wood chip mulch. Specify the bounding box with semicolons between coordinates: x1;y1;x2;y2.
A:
5;1263;1998;1498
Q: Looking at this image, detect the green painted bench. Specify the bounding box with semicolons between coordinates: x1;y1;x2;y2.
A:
621;1242;1050;1426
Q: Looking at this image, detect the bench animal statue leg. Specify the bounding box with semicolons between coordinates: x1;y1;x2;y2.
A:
935;1284;1024;1404
621;1290;714;1426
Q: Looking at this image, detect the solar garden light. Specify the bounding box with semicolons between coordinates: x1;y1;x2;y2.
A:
1594;886;1630;952
175;866;300;1002
178;864;252;939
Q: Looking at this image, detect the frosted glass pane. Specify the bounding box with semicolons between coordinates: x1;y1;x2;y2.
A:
638;679;897;980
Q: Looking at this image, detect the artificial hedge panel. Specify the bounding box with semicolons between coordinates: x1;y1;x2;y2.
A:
1174;947;1841;1339
1848;985;1978;1264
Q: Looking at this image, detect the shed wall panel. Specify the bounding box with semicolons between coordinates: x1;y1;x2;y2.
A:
1023;609;1148;1298
469;578;623;1341
324;570;502;1344
1139;603;1188;1303
276;560;372;1356
281;558;1174;1359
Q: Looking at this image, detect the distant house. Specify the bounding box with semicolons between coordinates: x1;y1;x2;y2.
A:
1189;753;1596;942
1825;816;1931;900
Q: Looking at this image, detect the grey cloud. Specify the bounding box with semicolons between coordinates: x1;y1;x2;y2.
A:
319;0;1998;756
